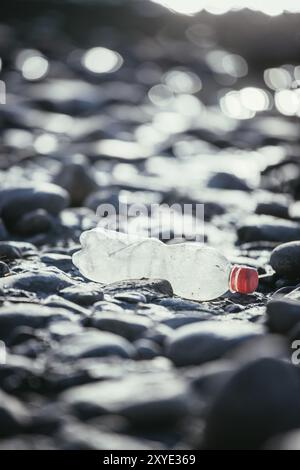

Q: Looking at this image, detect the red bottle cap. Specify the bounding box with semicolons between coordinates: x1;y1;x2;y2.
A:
230;265;259;295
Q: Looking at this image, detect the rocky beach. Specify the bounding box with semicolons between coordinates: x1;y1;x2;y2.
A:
1;0;300;451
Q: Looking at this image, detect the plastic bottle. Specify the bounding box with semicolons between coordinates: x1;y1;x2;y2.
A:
72;228;259;301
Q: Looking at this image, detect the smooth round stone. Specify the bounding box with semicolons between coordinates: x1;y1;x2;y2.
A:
0;241;36;260
203;358;300;450
0;243;21;261
57;330;135;360
41;254;74;272
60;284;104;306
0;183;69;228
0;269;76;297
270;241;300;279
207;172;252;192
13;209;53;236
89;313;152;341
166;321;263;367
266;298;300;334
0;261;10;277
0;304;74;341
62;373;191;426
134;339;160;360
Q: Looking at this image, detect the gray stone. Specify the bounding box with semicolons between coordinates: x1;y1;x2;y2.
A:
270;241;300;279
62;373;192;426
266;298;300;334
166;321;263;367
0;183;69;228
0;304;74;340
203;358;300;449
89;312;152;341
57;330;135;361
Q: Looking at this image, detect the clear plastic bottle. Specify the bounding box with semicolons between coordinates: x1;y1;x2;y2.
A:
73;228;259;301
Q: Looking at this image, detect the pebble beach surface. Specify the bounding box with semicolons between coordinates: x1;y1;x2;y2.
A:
1;1;300;451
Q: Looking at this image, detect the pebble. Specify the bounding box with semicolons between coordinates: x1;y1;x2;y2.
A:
56;330;135;361
104;279;173;301
166;321;263;367
41;253;74;272
0;269;76;296
270;241;300;279
134;339;160;360
203;358;300;449
0;241;35;260
0;184;69;229
88;312;152;341
0;304;75;341
62;373;192;426
266;298;300;334
13;209;53;236
255;201;289;219
59;283;104;306
207;172;252;192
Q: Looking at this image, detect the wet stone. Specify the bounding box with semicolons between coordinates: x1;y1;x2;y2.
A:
166;321;263;367
266;298;300;335
13;209;53;236
0;241;36;260
270;241;300;279
62;373;192;427
0;268;77;297
203;358;300;450
56;330;135;361
104;279;174;301
207;172;252;192
0;304;75;341
134;339;161;360
0;184;69;229
41;254;74;272
88;312;152;341
60;284;104;306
